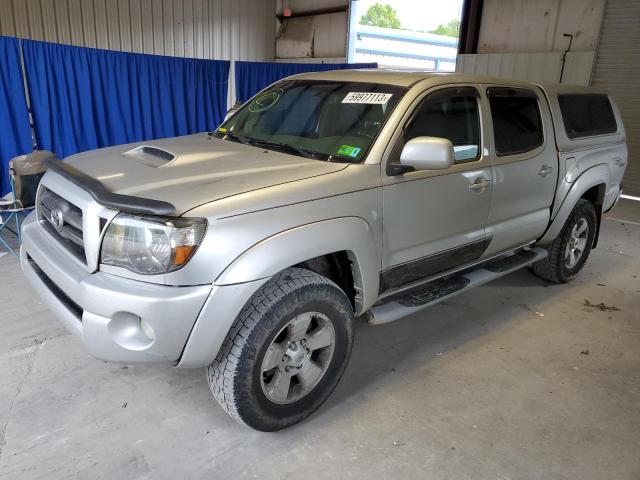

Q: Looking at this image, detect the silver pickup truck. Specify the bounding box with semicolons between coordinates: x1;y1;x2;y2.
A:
20;71;627;431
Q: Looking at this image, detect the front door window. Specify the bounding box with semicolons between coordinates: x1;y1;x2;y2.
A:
403;87;481;163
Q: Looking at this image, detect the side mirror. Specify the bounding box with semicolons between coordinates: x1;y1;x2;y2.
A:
399;136;454;171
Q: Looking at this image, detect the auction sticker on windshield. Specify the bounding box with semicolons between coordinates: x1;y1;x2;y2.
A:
342;92;393;105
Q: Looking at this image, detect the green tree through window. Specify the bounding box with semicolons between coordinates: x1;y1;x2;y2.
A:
429;19;460;38
359;3;402;29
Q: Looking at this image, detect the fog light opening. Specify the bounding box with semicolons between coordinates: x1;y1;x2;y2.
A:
140;318;156;341
108;311;155;351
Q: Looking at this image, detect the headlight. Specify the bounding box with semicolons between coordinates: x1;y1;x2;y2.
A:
101;213;207;275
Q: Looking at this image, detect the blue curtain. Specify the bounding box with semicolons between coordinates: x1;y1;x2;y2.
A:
0;37;32;196
22;40;230;159
234;61;378;103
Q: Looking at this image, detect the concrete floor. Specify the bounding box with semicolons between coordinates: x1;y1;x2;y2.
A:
1;200;639;480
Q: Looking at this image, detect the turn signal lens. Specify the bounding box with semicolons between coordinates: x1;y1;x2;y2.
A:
172;245;197;267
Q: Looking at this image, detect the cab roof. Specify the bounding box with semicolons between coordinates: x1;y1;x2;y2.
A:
287;69;610;95
287;69;536;88
286;69;622;152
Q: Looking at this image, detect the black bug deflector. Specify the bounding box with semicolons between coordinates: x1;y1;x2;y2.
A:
44;157;177;216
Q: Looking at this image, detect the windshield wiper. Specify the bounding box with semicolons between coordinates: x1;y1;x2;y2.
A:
326;154;361;164
246;139;325;160
212;130;252;145
217;132;327;160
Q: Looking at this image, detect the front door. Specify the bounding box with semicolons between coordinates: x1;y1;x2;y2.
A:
381;86;492;293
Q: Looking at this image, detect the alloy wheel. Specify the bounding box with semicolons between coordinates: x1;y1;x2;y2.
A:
260;312;336;404
564;217;589;268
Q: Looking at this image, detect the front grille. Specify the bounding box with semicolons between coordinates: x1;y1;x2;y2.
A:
27;255;83;320
38;187;86;263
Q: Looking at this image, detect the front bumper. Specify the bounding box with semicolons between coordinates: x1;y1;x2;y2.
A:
21;213;212;364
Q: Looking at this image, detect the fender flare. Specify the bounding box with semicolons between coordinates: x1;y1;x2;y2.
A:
538;164;609;245
215;216;381;313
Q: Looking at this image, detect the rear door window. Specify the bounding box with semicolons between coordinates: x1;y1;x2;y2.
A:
487;88;543;157
558;94;617;139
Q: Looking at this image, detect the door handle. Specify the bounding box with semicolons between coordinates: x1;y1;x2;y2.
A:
469;177;491;192
538;165;553;177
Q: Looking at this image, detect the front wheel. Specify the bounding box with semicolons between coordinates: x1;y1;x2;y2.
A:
207;268;355;431
532;199;597;283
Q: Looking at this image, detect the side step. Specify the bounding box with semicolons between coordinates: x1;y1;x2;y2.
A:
368;247;548;325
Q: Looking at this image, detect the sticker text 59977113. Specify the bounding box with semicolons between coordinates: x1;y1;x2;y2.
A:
342;92;393;105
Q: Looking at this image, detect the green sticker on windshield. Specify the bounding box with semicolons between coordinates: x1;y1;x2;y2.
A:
337;145;361;158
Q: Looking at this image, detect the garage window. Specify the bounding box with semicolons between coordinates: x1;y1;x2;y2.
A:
488;88;543;157
558;94;618;139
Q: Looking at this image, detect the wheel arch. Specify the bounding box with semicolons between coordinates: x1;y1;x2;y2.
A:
214;217;380;314
293;251;359;312
538;164;609;246
579;183;606;248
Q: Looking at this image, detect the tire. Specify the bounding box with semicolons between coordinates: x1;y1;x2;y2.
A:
207;267;355;431
532;199;597;284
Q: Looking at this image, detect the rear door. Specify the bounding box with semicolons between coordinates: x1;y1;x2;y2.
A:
381;85;492;292
483;86;559;257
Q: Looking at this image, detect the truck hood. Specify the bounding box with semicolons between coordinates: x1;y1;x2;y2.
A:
64;133;348;215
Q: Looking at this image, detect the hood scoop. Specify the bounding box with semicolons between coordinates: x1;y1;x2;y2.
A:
123;145;176;167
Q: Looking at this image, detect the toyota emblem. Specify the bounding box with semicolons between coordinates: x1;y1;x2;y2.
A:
50;208;65;232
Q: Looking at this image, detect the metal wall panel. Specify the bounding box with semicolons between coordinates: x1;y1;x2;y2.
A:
0;0;276;61
275;12;348;59
456;51;596;86
591;0;640;195
478;0;605;53
274;0;348;60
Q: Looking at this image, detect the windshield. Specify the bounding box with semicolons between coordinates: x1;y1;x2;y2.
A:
216;80;407;162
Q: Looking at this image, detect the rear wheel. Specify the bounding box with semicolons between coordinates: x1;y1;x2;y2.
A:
207;268;355;431
532;199;597;283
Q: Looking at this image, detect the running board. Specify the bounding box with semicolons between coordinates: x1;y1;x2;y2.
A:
368;247;548;325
